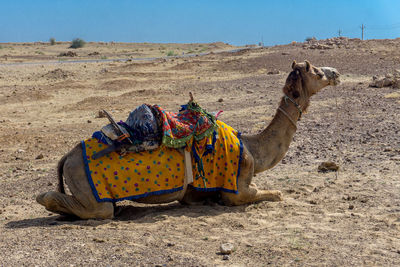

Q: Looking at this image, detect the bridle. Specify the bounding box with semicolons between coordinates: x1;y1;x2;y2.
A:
278;69;305;129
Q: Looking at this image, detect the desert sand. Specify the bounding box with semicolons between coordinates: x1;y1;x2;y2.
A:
0;39;399;266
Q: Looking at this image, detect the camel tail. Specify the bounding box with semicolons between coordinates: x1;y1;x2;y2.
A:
57;154;68;194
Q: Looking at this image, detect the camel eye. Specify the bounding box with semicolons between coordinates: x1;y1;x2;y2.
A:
314;68;324;78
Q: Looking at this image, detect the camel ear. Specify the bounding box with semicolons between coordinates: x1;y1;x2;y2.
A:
305;60;311;72
291;60;297;70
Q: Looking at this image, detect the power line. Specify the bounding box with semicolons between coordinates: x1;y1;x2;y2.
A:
368;22;400;30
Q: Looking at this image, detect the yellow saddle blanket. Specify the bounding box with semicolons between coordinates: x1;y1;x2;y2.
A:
82;120;242;202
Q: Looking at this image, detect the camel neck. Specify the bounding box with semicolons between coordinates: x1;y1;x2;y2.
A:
241;96;304;173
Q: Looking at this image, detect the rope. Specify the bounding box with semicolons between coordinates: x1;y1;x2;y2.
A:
278;107;297;129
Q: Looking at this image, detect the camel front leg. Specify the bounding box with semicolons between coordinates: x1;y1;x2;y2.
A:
221;149;283;206
221;181;283;206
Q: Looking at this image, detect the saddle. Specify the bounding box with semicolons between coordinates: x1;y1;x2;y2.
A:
91;101;218;160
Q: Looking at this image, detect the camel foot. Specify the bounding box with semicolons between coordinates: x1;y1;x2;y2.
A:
221;189;283;206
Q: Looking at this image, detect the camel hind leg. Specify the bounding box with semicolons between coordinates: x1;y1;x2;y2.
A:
221;148;282;206
36;144;114;219
36;191;113;219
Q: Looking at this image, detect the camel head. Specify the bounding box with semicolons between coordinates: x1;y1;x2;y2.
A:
283;60;340;112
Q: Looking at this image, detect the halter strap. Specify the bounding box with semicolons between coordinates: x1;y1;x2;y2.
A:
284;94;302;119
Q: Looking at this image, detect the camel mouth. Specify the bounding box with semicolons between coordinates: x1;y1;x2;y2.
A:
321;67;340;86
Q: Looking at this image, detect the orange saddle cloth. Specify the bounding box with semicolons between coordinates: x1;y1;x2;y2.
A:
82;120;243;202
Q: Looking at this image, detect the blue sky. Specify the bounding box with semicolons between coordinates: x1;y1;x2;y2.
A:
1;0;400;45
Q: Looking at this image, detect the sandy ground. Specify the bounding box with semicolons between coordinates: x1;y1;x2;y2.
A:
0;39;399;266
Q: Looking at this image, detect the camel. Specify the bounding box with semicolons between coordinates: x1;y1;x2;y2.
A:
36;60;340;219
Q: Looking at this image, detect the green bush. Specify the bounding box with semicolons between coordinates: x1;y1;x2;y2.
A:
49;37;56;45
166;50;175;56
305;36;316;42
70;38;86;49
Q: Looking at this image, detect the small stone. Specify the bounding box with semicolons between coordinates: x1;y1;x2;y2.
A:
267;70;280;75
166;241;175;247
349;204;354;210
218;98;223;102
223;255;230;260
87;120;92;123
317;161;339;173
220;242;235;255
35;154;44;160
309;200;317;205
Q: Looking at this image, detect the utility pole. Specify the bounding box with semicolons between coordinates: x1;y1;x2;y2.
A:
338;29;342;37
360;24;366;40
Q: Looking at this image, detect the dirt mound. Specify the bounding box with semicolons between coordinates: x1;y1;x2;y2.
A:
42;68;74;80
208;42;234;49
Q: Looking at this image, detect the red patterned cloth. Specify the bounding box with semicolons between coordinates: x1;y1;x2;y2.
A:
152;102;218;148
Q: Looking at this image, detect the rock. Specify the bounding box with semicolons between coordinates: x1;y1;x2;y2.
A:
267;70;280;75
87;120;92;123
35;154;44;160
370;74;399;88
88;51;100;56
218;98;224;102
317;161;339;173
220;242;235;255
58;51;77;57
223;255;230;260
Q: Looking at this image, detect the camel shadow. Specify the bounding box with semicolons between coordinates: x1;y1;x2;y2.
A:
5;201;246;229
